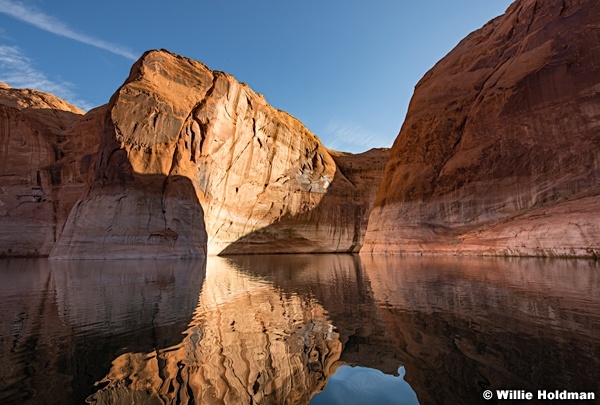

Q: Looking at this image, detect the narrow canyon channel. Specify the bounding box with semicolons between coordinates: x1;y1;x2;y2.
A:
0;255;598;404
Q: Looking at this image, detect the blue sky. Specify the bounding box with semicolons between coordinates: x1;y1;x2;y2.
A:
0;0;513;153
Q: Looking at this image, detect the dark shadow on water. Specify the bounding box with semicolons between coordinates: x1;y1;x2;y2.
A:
359;255;600;405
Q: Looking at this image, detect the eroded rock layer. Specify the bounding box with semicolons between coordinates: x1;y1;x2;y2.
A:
50;50;385;258
0;83;88;256
363;0;600;257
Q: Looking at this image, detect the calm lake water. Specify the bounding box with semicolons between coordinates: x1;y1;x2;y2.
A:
0;255;598;404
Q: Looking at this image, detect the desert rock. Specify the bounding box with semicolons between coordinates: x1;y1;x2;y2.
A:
0;84;87;256
363;0;600;257
50;50;387;258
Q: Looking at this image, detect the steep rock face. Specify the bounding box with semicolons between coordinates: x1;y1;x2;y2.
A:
51;50;384;258
0;83;87;256
364;0;600;257
327;148;389;254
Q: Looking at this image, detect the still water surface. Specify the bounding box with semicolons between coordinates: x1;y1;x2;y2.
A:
0;255;598;404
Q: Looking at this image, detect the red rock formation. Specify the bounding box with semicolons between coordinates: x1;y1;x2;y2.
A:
0;83;88;256
363;0;600;257
329;148;390;253
50;50;387;258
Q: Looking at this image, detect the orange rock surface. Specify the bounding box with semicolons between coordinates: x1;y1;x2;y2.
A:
363;0;600;257
0;83;87;256
42;50;386;258
6;0;598;259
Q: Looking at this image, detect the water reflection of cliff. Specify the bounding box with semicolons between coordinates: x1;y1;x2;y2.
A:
87;255;599;405
6;255;595;404
88;257;344;404
360;256;600;405
0;259;204;404
226;254;405;375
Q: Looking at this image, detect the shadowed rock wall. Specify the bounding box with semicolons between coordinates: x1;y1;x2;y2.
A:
0;83;89;256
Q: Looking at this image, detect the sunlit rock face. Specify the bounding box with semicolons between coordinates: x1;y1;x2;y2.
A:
0;84;87;256
87;257;342;404
364;0;600;257
49;50;386;258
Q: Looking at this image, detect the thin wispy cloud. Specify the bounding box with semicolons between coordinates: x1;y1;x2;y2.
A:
0;45;93;110
0;0;137;60
325;120;390;153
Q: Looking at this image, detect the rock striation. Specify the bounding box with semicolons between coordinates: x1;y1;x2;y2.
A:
0;83;88;256
48;50;387;258
0;52;387;259
363;0;600;257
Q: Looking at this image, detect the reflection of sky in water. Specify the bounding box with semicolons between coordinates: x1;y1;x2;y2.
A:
310;366;420;405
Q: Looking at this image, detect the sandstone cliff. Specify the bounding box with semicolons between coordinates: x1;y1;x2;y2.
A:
363;0;600;257
49;50;386;258
0;83;89;256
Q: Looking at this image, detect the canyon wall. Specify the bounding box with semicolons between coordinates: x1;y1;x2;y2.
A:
0;83;90;256
48;50;386;258
8;0;599;259
363;0;600;257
